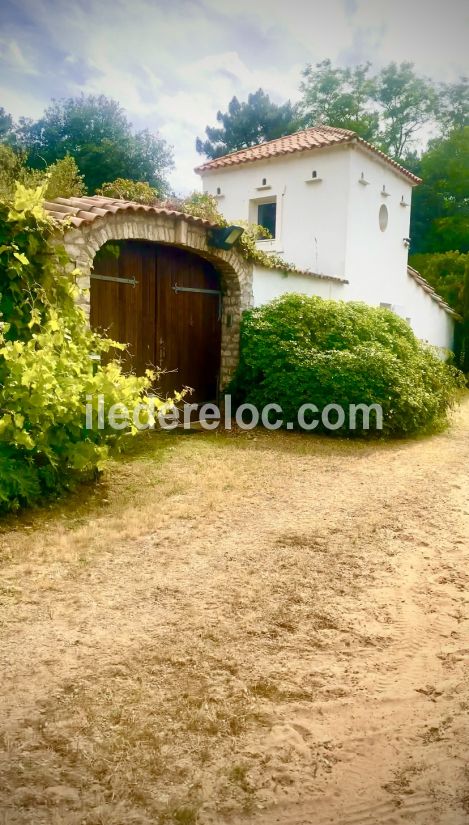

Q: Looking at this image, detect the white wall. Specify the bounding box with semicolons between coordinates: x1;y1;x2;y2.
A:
201;145;455;351
343;146;413;304
342;148;454;350
202;146;352;277
252;264;346;306
253;264;454;352
405;274;455;351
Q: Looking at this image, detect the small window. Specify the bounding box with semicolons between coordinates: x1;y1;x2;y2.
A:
216;186;221;195
262;177;267;186
257;201;276;238
379;204;388;232
312;170;317;178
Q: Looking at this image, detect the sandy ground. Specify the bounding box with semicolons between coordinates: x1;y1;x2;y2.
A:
0;398;468;825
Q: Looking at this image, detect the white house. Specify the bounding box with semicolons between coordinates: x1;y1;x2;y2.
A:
196;125;457;351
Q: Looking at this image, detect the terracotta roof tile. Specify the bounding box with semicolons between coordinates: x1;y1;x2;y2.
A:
195;125;421;184
407;266;460;319
43;195;348;284
43;195;218;229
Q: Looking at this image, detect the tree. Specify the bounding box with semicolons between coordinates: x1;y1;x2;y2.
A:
96;178;158;204
409;252;469;314
410;127;469;254
16;94;173;194
438;76;469;132
0;148;85;201
299;59;380;143
409;252;469;371
299;60;440;161
373;62;439;159
41;155;86;200
196;89;299;158
0;183;176;512
0;144;24;198
0;107;14;142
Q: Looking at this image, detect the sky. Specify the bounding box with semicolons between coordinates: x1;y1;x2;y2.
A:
0;0;468;193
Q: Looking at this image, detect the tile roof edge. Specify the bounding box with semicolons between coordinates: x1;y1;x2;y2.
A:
407;266;461;319
195;126;421;184
43;196;219;229
194;128;353;174
257;261;348;284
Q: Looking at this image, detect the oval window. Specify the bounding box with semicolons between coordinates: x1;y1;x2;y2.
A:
379;204;388;231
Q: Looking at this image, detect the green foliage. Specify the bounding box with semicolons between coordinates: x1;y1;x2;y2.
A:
438;77;469;132
16;94;173;193
0;107;14;142
41;155;87;200
409;252;469;314
233;220;295;270
409;252;469;372
0;144;25;199
300;60;441;160
300;60;380;143
0;149;86;201
0;183;174;512
410;128;469;255
177;191;225;223
196;63;467;164
96;178;158;204
196;89;299;158
373;62;438;159
167;191;297;271
463;266;469;373
229;294;463;437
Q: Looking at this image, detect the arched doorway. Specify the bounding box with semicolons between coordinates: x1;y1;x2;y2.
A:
90;240;222;401
44;196;254;390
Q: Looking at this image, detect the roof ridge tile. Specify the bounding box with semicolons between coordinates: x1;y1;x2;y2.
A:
194;125;421;183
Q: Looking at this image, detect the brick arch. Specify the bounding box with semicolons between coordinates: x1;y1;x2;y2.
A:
46;197;253;387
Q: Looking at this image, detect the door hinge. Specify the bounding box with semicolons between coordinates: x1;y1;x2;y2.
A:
91;273;138;286
172;283;222;320
172;283;221;296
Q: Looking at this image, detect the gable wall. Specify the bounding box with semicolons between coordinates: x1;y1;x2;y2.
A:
343;146;413;303
201;145;351;277
201;148;455;352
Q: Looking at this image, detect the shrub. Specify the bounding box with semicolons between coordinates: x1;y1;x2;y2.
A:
0;150;86;201
409;252;469;372
96;178;158;204
41;155;87;200
0;183;174;512
0;144;25;199
164;191;297;271
228;294;463;437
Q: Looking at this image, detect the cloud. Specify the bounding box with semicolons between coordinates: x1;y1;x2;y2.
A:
0;38;39;75
1;0;467;193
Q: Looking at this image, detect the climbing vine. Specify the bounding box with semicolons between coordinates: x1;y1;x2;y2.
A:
0;182;177;512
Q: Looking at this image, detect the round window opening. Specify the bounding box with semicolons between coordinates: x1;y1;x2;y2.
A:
379;203;389;231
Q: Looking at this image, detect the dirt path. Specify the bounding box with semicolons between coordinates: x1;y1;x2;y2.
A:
1;399;468;824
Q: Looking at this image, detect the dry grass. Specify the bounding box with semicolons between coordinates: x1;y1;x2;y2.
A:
1;402;469;824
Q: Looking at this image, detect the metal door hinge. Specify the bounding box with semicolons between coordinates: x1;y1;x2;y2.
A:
172;283;222;320
91;273;138;286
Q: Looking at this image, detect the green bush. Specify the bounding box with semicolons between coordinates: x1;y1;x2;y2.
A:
0;149;86;202
0;183;174;513
96;178;158;204
229;294;463;437
409;252;469;372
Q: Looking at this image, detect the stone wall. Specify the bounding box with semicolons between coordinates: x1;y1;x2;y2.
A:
60;211;253;388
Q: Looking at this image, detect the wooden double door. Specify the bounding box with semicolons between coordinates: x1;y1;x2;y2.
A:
90;241;222;402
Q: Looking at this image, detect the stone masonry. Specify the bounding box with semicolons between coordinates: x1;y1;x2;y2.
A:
46;200;254;389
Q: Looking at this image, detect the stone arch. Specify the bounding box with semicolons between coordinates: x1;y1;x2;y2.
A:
46;197;253;388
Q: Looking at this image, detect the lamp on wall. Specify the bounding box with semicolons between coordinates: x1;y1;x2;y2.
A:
208;225;244;250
